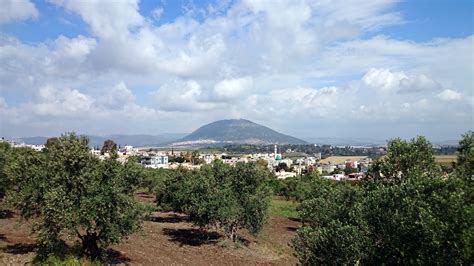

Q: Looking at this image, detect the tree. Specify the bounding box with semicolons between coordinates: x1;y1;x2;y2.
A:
156;161;272;242
292;179;369;264
292;135;472;265
344;167;358;175
362;174;472;264
7;133;143;259
369;136;438;182
0;142;11;199
100;139;117;155
456;131;473;182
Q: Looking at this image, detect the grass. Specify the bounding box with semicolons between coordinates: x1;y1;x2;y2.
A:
269;198;298;219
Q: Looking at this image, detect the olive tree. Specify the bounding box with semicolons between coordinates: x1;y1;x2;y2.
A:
456;131;473;182
157;161;272;242
7;133;143;259
362;174;472;264
0;142;11;199
293;135;472;265
292;179;369;264
369;136;438;181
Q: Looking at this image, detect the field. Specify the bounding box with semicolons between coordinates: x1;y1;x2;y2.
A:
319;156;368;164
434;155;457;164
0;195;300;265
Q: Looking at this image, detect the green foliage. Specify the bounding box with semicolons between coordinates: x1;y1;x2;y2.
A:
344;167;358;175
267;172;320;201
6;133;143;260
456;131;474;182
362;175;472;264
156;161;272;241
293;221;369;265
140;167;173;193
168;156;186;163
269;198;298;219
293;135;473;265
0;142;11;199
370;136;439;181
100;139;117;155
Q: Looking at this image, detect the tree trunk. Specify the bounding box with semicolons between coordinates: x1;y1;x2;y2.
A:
82;232;100;260
228;224;238;242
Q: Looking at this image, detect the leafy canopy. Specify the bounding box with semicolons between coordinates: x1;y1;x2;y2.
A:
7;133;144;259
156;161;272;242
293;133;473;264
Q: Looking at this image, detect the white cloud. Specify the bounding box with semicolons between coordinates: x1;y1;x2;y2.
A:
0;0;472;139
0;0;38;24
438;89;462;101
34;85;93;116
362;68;441;94
212;77;253;101
49;0;144;38
153;80;222;112
98;82;136;109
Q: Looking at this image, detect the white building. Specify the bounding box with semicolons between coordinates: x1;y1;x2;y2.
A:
141;155;169;169
275;170;297;179
322;174;345;181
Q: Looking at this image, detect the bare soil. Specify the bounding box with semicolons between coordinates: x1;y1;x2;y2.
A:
0;195;299;265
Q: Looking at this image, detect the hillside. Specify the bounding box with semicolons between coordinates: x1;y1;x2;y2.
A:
173;119;307;146
16;134;186;147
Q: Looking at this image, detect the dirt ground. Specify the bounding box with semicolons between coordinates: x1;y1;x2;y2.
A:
0;195;299;265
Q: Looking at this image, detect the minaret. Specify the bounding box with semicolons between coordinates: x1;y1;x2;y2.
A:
274;144;277;159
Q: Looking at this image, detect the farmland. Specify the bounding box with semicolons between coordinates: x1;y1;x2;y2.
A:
0;194;299;265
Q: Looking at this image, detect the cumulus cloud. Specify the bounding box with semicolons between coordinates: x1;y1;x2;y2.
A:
49;0;144;38
153;80;222;112
0;0;38;24
212;77;253;101
362;68;442;94
0;0;472;139
438;89;462;101
98;82;136;109
33;85;93;116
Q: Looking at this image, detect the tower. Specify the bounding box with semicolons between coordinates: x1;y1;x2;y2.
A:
274;144;277;159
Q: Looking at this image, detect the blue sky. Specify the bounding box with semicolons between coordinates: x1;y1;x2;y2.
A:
0;0;472;141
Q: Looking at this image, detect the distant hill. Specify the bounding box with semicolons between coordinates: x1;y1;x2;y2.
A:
16;133;186;147
172;119;307;146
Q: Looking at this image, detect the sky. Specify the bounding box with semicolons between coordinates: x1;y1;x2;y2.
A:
0;0;473;141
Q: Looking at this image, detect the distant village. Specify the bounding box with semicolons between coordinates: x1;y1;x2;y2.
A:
2;137;378;181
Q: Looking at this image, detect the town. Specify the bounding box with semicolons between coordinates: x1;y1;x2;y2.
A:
1;137;375;181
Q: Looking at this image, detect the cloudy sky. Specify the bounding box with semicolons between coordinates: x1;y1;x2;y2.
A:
0;0;472;141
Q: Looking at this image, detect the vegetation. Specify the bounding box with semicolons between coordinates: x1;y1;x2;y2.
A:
269;198;298;219
0;131;471;263
5;134;144;260
292;133;473;265
100;139;117;155
369;136;439;181
268;173;321;202
0;142;11;199
156;161;272;242
456;131;473;182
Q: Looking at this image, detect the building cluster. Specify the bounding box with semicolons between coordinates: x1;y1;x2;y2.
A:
127;144;372;181
0;138;45;151
2;137;373;181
